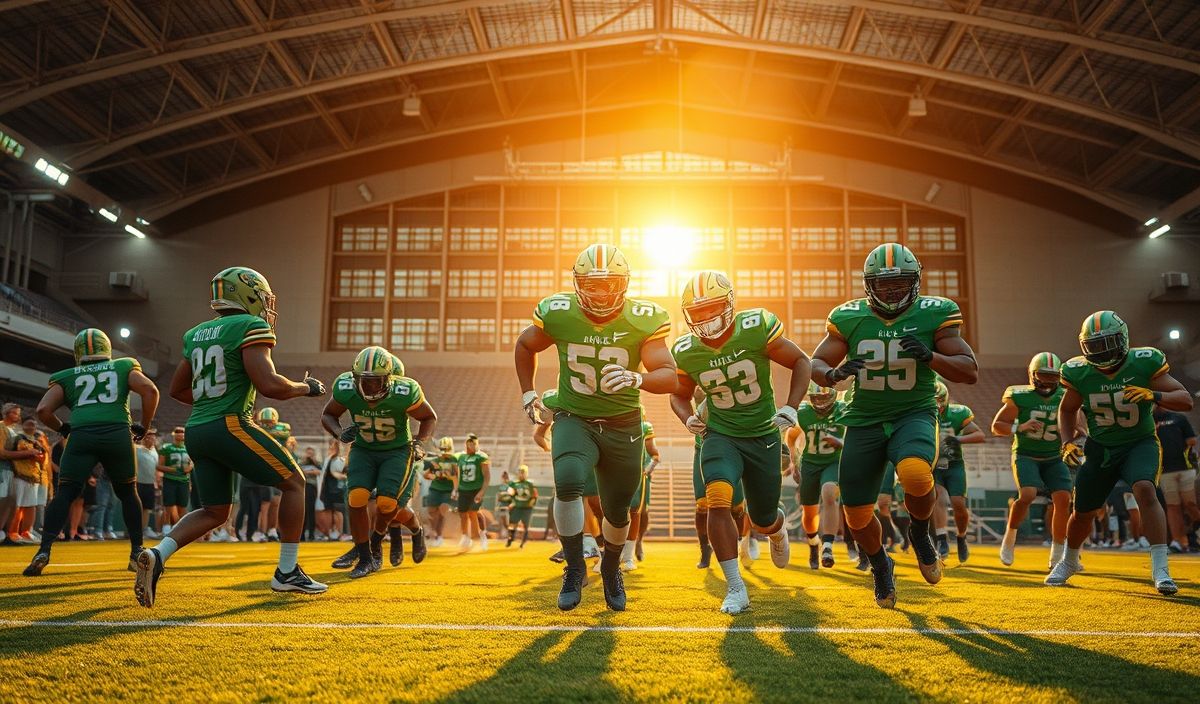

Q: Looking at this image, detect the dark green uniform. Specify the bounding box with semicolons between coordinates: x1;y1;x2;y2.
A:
935;403;974;498
509;479;537;526
182;314;299;505
160;442;191;507
333;372;424;504
1004;385;1072;493
424;455;458;508
827;296;964;506
50;357;141;484
1061;348;1169;512
543;389;598;497
691;435;745;506
534;293;670;525
796;400;847;506
673;309;785;527
629;420;656;511
456;451;489;512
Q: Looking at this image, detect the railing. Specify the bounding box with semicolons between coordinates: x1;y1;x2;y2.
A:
0;285;86;333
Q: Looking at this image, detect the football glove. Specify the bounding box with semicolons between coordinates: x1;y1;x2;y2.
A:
522;390;547;425
303;371;326;397
339;424;358;444
1062;439;1085;468
411;441;427;462
685;414;707;436
826;358;866;384
772;405;799;430
1122;385;1159;404
57;422;71;439
599;364;643;394
898;335;934;364
130;423;148;442
645;457;660;475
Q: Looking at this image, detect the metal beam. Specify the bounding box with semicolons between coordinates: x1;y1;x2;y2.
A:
466;7;513;118
1089;82;1200;188
358;0;435;132
893;0;981;136
814;6;864;120
0;1;49;12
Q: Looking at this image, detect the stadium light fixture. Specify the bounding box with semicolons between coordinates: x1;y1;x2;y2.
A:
1148;223;1171;239
98;208;119;223
136;217;149;226
402;95;422;117
33;156;69;186
119;327;132;339
124;224;147;239
1144;217;1159;227
1168;329;1181;341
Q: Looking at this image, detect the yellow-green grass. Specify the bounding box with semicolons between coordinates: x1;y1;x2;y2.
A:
0;540;1198;703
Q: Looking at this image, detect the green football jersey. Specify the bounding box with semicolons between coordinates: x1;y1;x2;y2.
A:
642;419;655;467
160;442;191;482
332;371;423;450
510;479;537;508
182;314;277;426
425;454;459;491
262;421;291;444
1003;385;1065;457
48;357;141;428
1061;347;1169;446
938;403;975;463
827;296;964;426
457;451;489;491
672;309;784;438
497;482;515;505
795;399;847;466
533;293;671;419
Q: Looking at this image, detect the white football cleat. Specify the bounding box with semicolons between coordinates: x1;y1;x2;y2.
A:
747;537;760;561
769;531;790;569
1044;559;1082;586
739;536;753;568
719;584;751;615
621;559;637;572
479;535;489;552
999;541;1015;567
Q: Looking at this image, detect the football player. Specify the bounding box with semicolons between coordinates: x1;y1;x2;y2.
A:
321;346;435;578
422;437;458;547
531;393;604;564
621;416;660;570
156;426;192;535
507;465;539;548
515;244;677;612
455;433;490;551
992;353;1073;568
255;407;290;541
933;381;985;562
789;382;846;570
689;394;747;569
669;270;811;614
23;329;160;577
810;244;978;609
134;267;327;605
1046;311;1193;594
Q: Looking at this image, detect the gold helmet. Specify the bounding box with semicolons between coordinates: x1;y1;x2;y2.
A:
73;328;112;365
352;346;395;402
681;270;736;340
437;436;455;455
572;244;630;317
210;267;277;329
257;407;279;425
808;381;837;413
1027;352;1063;397
934;380;949;412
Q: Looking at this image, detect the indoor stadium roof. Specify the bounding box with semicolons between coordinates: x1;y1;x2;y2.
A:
0;0;1198;234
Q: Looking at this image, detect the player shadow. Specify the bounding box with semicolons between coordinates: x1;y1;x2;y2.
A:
904;612;1200;700
0;580;130;611
0;606;151;656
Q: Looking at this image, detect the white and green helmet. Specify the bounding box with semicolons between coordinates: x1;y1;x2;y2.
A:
1027;351;1062;395
863;243;922;317
73;328;112;365
210;266;277;329
1079;311;1128;369
808;381;837;412
352;345;395;401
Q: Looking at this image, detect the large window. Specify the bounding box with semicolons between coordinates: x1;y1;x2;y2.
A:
446;318;496;351
332;318;383;349
923;269;961;297
448;270;497;298
391;318;440;351
735;227;784;251
735;270;787;298
792;318;827;351
396;226;443;252
792;269;845;299
393;269;442;298
503;269;557;298
338;224;388;252
337;269;386;298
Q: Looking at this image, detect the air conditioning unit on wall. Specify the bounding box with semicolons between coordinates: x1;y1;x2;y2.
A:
109;271;137;288
1163;271;1190;290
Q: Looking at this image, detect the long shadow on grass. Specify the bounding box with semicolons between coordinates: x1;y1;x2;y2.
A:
0;607;156;656
905;612;1200;702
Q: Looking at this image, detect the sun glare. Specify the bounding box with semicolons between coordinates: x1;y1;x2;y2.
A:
641;223;696;269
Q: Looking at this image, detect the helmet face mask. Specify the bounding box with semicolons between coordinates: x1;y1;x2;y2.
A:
935;382;949;412
681;270;736;340
572;245;630;318
352;346;394;402
863;244;922;318
1031;370;1060;396
354;374;389;402
1079;311;1129;371
810;388;836;413
211;267;277;329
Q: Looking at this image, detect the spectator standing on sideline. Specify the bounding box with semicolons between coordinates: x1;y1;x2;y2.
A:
316;439;347;540
299;446;322;541
89;468;118;540
8;417;48;543
1155;406;1198;552
135;429;161;538
1;403;41;543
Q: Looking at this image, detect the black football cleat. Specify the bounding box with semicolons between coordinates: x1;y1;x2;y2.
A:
872;553;897;609
411;530;427;564
937;536;950;559
349;558;379;579
331;546;358;569
856;552;870;572
134;548;164;608
22;551;50;577
909;525;944;585
956;535;970;564
821;545;835;568
558;566;587;611
549;549;566;563
390;538;404;567
808;543;820;570
697;543;713;569
600;558;627;611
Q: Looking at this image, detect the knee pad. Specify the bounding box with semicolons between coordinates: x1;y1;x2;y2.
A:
695;498;709;513
801;504;820;535
896;457;934;497
843;504;876;531
348;488;372;509
376;495;398;514
705;481;734;510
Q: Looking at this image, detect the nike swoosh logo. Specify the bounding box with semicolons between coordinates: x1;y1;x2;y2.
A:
613;331;628;341
734;350;747;358
766;442;778;448
1122;377;1136;383
630;435;641;443
902;326;919;333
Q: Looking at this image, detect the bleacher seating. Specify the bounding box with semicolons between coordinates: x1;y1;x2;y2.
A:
0;283;90;332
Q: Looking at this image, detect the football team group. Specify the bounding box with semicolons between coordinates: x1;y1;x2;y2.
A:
15;241;1195;616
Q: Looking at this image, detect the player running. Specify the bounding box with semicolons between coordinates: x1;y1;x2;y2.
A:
321;346;436;578
621;416;660;571
456;433;490;551
1046;311;1193;594
422;437;458;547
933;381;984;562
811;243;978;609
514;244;677;612
133;268;328;605
157;426;192;534
992;353;1073;568
790;382;846;570
669;270;811;614
506;465;539;548
23;329;160;577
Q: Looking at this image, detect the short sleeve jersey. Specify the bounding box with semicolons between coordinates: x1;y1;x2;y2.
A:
457;451;489;491
938;403;975;463
642;420;656;468
49;357;141;428
497;482;515;505
1003;385;1065;457
182;314;277;426
795;400;848;466
826;296;963;426
160;442;191;482
510;480;537;508
533;293;670;419
425;454;459;492
672;309;784;438
263;421;291;445
332;372;424;450
1061;347;1169;446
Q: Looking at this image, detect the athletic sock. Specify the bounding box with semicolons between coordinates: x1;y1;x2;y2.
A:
909;516;929;537
719;557;745;590
1002;527;1017;547
560;533;585;570
1063;546;1081;567
156;537;179;562
278;542;299;573
601;541;623;572
1150;544;1170;576
356;541;372;562
866;548;890;574
935;528;948;538
698;534;711;552
807;533;820;546
370;531;386;550
820;533;835;547
389;526;403;544
879;515;896;543
1049;541;1065;564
